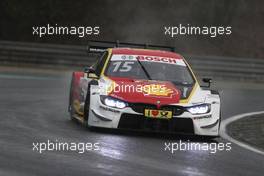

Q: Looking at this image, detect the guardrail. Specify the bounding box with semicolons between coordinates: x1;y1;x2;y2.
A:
1;40;264;82
186;55;264;82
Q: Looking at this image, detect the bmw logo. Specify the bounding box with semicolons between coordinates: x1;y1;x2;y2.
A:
121;55;126;59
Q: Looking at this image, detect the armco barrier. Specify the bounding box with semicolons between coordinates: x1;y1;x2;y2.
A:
0;40;264;82
0;40;90;68
186;55;264;82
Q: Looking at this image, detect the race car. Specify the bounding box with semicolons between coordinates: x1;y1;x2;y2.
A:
68;41;221;137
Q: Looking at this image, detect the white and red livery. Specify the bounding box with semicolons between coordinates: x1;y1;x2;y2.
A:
69;46;221;138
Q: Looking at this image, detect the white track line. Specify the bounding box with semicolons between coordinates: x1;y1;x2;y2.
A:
220;111;264;155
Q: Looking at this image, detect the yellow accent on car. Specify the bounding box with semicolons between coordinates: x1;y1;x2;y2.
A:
179;56;199;104
100;49;112;77
73;100;84;117
143;84;174;97
144;109;173;119
179;83;198;104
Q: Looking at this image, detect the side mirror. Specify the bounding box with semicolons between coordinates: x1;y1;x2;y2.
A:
83;67;98;79
84;66;95;73
202;78;212;88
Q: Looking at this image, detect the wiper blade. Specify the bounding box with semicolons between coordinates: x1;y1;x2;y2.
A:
136;58;152;80
172;81;192;86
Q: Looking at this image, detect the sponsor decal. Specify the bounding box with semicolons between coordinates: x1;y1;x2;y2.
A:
193;115;212;120
99;105;120;113
105;77;181;106
142;84;176;97
144;109;173;119
111;54;186;66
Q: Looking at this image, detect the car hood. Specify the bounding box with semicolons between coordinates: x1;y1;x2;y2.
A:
106;76;181;107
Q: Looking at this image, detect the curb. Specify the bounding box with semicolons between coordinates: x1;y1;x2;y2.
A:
220;111;264;155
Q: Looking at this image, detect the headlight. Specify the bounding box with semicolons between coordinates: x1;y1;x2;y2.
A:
101;96;127;109
186;104;210;114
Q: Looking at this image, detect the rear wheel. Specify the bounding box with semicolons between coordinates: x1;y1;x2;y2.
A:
69;73;77;121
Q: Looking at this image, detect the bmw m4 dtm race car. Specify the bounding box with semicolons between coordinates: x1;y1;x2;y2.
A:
68;41;221;138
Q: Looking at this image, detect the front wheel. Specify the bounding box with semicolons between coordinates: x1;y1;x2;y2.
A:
83;84;91;129
201;135;220;141
69;74;77;122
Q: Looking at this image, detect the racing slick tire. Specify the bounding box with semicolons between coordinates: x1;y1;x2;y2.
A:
83;80;99;130
200;110;222;141
83;82;93;130
68;74;78;122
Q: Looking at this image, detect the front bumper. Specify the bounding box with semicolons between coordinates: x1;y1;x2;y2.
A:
88;92;220;136
118;113;194;134
88;98;220;136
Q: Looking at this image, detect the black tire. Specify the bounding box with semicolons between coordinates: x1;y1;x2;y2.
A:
83;80;98;130
200;111;221;141
218;109;222;133
68;73;76;121
83;83;91;128
69;106;78;122
201;135;220;141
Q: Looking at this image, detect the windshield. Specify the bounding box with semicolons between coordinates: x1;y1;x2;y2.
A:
105;54;195;85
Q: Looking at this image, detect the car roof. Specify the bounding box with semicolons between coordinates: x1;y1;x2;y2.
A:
111;48;183;59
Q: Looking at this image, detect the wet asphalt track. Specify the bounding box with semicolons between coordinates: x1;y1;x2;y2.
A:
0;68;263;176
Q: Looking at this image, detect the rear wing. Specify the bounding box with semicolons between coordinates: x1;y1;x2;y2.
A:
87;40;175;53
